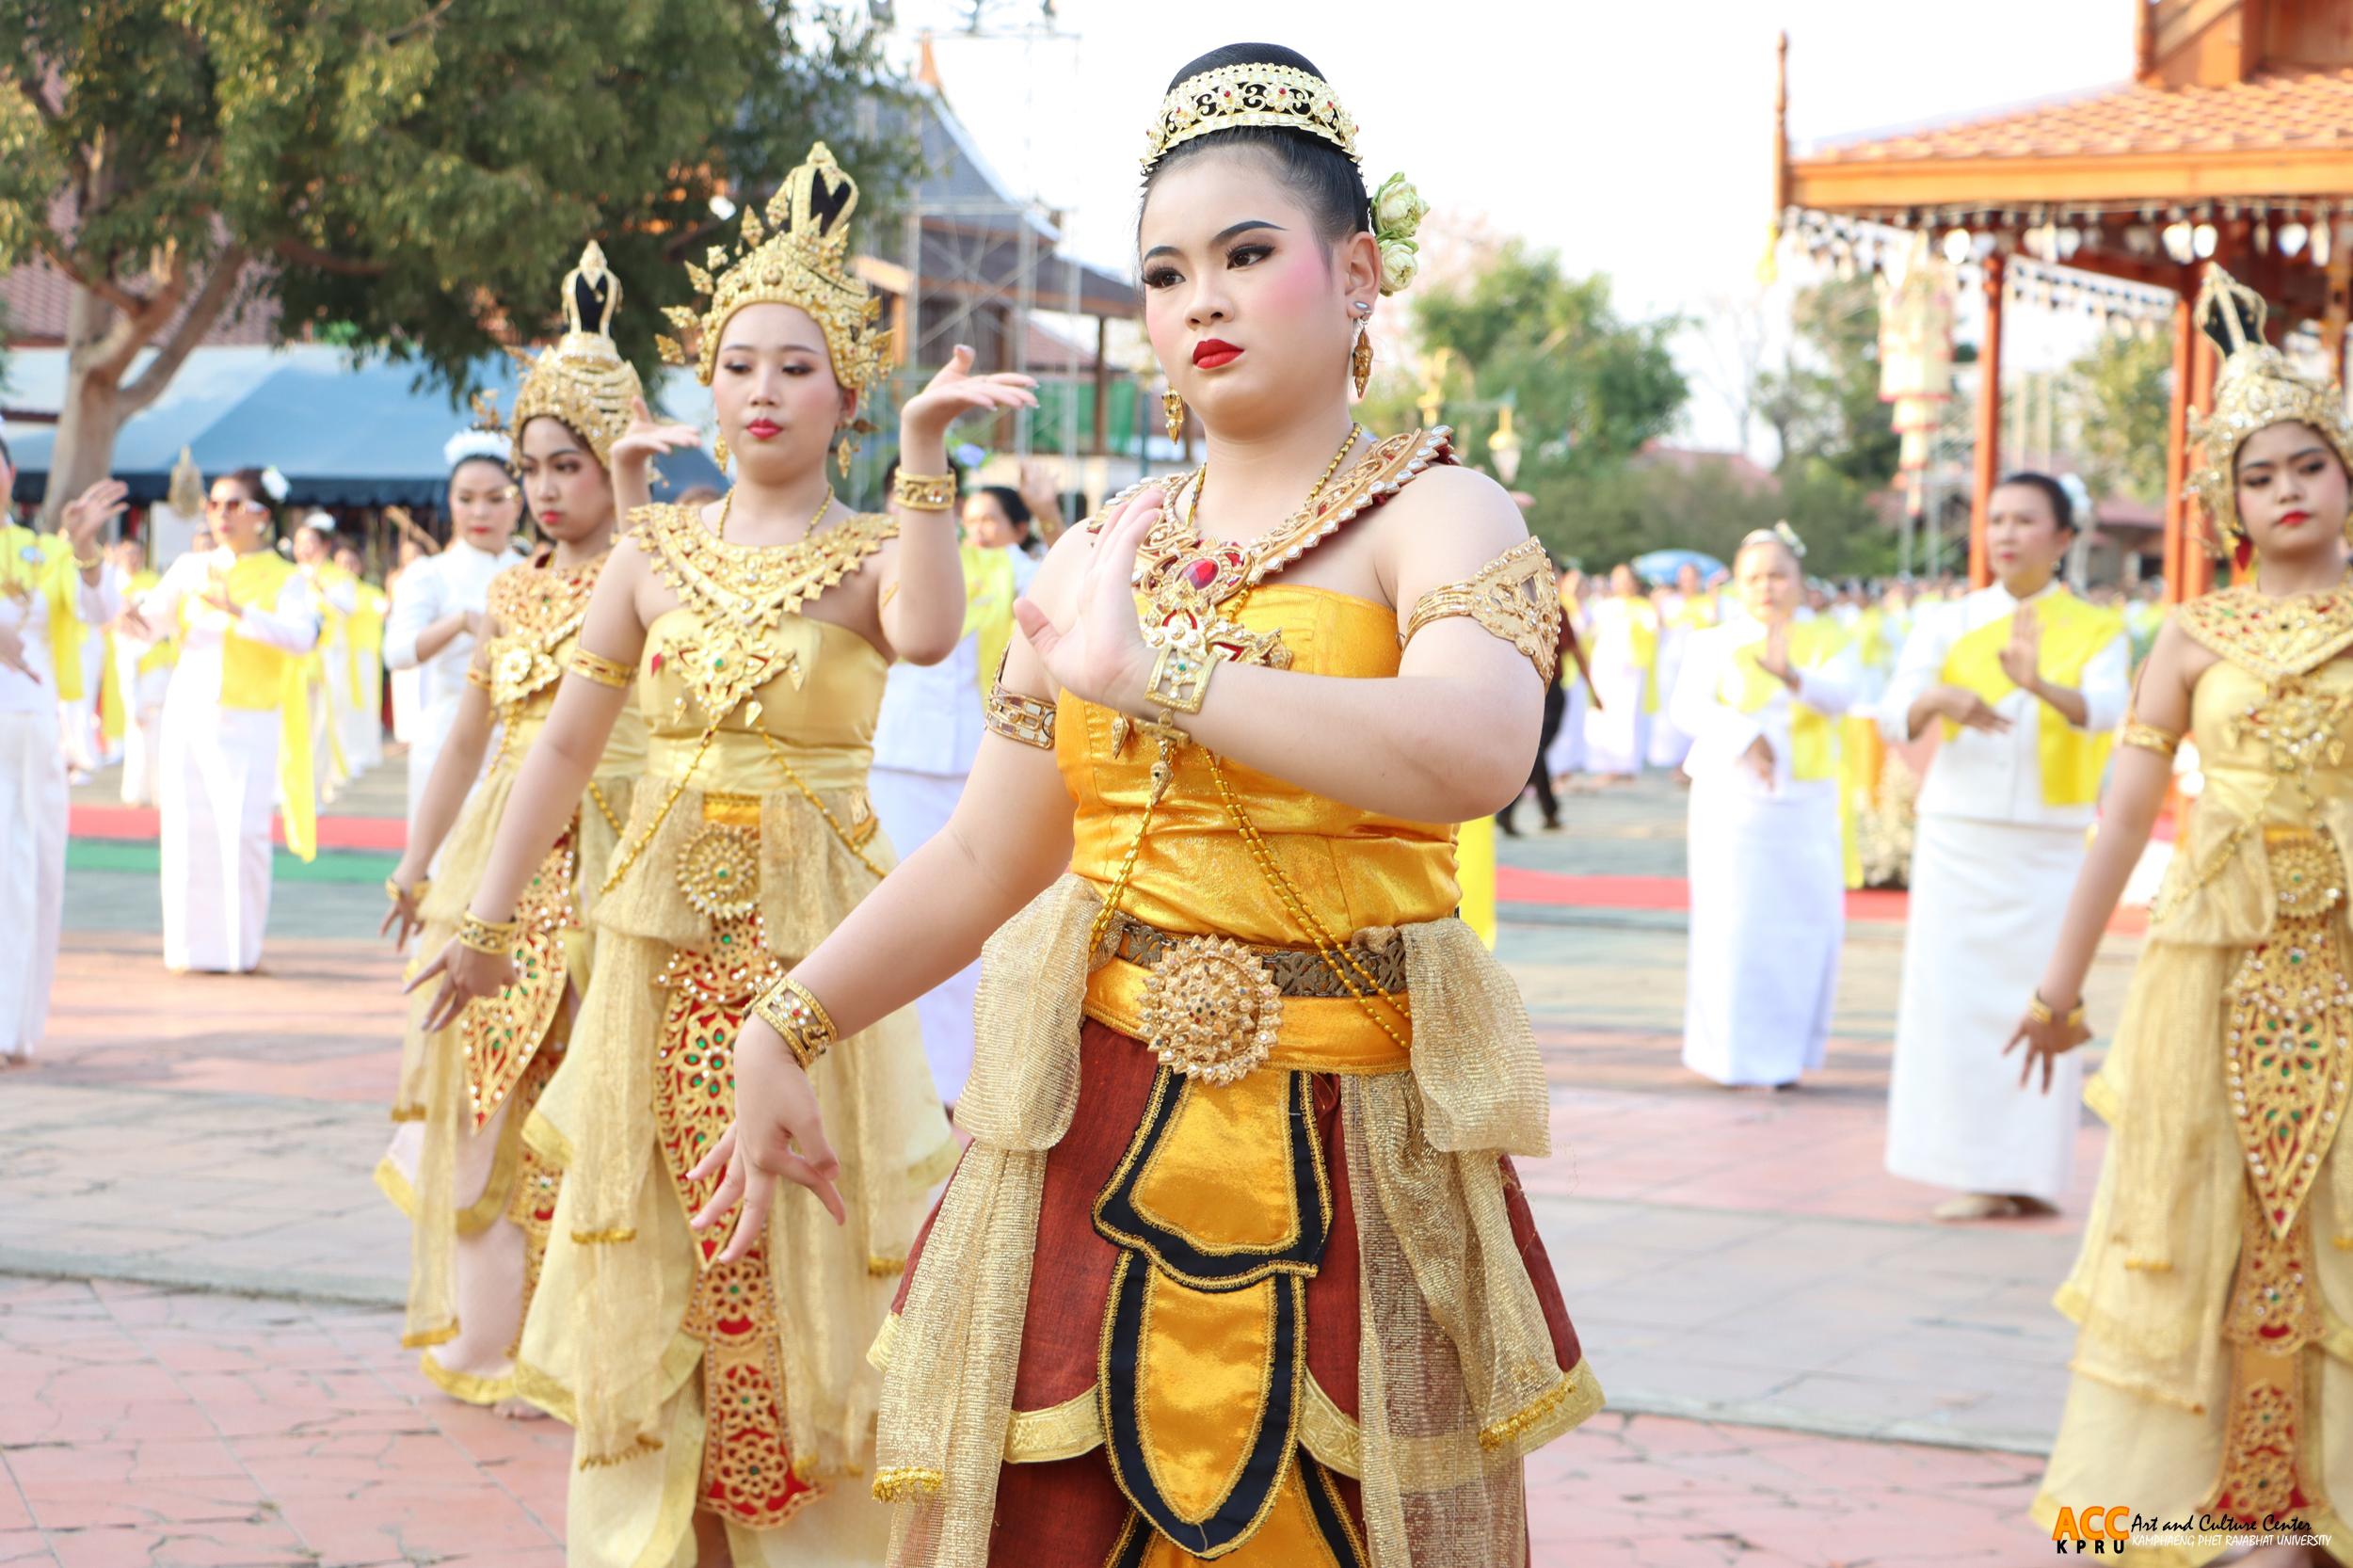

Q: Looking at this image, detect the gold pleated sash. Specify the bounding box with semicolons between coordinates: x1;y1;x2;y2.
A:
647;728;871;793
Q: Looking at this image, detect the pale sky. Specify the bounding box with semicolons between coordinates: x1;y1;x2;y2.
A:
898;0;2137;454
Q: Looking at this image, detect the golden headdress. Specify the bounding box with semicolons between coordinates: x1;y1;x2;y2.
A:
1142;62;1359;173
1139;61;1427;297
2187;262;2353;549
508;242;644;469
656;141;888;392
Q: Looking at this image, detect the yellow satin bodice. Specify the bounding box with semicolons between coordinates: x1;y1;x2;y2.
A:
638;607;887;792
1058;584;1457;945
2188;654;2353;829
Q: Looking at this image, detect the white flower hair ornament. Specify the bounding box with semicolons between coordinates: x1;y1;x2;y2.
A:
259;466;290;504
1372;172;1428;296
1773;520;1807;558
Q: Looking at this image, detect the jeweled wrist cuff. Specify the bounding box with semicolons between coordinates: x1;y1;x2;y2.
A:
754;976;839;1070
456;912;520;956
891;472;956;513
2026;991;2087;1031
386;875;430;905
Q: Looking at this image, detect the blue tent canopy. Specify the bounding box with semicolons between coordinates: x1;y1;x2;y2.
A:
8;348;723;508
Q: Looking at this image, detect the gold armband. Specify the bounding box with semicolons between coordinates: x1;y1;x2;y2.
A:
2120;714;2182;759
891;472;956;513
456;912;520;956
565;645;633;689
753;977;839;1070
1401;536;1562;686
984;658;1057;750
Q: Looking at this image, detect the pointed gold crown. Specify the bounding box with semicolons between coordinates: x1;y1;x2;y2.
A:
657;141;888;392
1142;62;1359;173
508;242;645;468
2187;262;2353;549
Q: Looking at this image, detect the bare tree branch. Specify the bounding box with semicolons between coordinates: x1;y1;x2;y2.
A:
121;245;251;414
379;0;457;46
35;235;148;320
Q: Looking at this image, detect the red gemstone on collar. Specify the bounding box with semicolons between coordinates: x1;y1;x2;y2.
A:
1187;558;1218;588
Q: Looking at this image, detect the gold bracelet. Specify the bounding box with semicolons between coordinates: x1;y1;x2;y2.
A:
1143;627;1214;714
891;472;956;513
565;645;633;689
456;912;520;957
753;976;839;1070
386;875;429;904
2026;991;2087;1031
465;664;491;691
72;551;104;572
984;680;1057;750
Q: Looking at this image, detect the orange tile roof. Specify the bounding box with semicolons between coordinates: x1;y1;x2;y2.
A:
1805;67;2353;166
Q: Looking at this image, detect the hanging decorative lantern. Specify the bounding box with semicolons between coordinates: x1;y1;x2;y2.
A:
1880;233;1956;511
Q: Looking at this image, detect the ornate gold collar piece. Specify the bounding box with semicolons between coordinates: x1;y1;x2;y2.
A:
2178;584;2353;682
485;550;610;712
632;500;896;724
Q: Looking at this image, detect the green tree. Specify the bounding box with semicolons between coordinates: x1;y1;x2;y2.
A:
0;0;914;515
2063;328;2171;506
1410;240;1687;482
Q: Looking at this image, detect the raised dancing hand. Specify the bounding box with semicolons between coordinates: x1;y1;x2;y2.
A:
608;395;703;477
59;479;130;557
901;344;1039;443
1997;602;2042;692
1014;483;1161;712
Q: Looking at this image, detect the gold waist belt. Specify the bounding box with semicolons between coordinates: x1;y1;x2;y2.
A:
1084;912;1413;1079
646;728;871;793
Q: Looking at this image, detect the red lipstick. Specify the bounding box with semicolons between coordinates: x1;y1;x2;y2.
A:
2281;509;2312;528
1193;339;1242;369
744;419;782;440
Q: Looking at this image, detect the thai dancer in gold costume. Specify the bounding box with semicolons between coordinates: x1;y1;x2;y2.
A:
411;143;1009;1564
691;45;1598;1567
2020;264;2353;1564
377;245;650;1410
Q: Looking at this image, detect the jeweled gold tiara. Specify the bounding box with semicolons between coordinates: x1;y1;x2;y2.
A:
2185;263;2353;549
1142;62;1359;174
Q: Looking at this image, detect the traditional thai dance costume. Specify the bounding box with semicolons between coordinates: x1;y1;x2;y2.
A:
1581;591;1657;776
865;432;1599;1567
1670;612;1856;1087
0;524;120;1057
1882;582;2126;1203
302;552;360;802
866;540;1022;1104
138;543;321;972
512;148;953;1567
379;247;648;1404
2038;268;2353;1556
343;573;390;775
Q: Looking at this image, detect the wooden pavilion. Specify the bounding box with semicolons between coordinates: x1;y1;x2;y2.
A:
1773;0;2353;599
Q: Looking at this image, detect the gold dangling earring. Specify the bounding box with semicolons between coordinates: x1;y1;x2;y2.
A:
836;426;858;479
1163;389;1186;443
712;431;729;471
1352;327;1374;400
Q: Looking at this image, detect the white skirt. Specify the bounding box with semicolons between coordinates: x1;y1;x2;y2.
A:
157;688;279;974
1884;813;2088;1201
1682;774;1844;1086
867;765;978;1105
0;710;69;1057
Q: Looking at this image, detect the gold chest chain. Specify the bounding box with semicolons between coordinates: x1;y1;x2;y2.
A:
1083;424;1414;1049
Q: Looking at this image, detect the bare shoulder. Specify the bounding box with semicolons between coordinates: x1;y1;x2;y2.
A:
1373;459;1530;571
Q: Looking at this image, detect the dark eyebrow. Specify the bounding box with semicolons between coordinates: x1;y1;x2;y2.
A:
1142;219;1287;265
2243;445;2327;471
718;340;825;357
